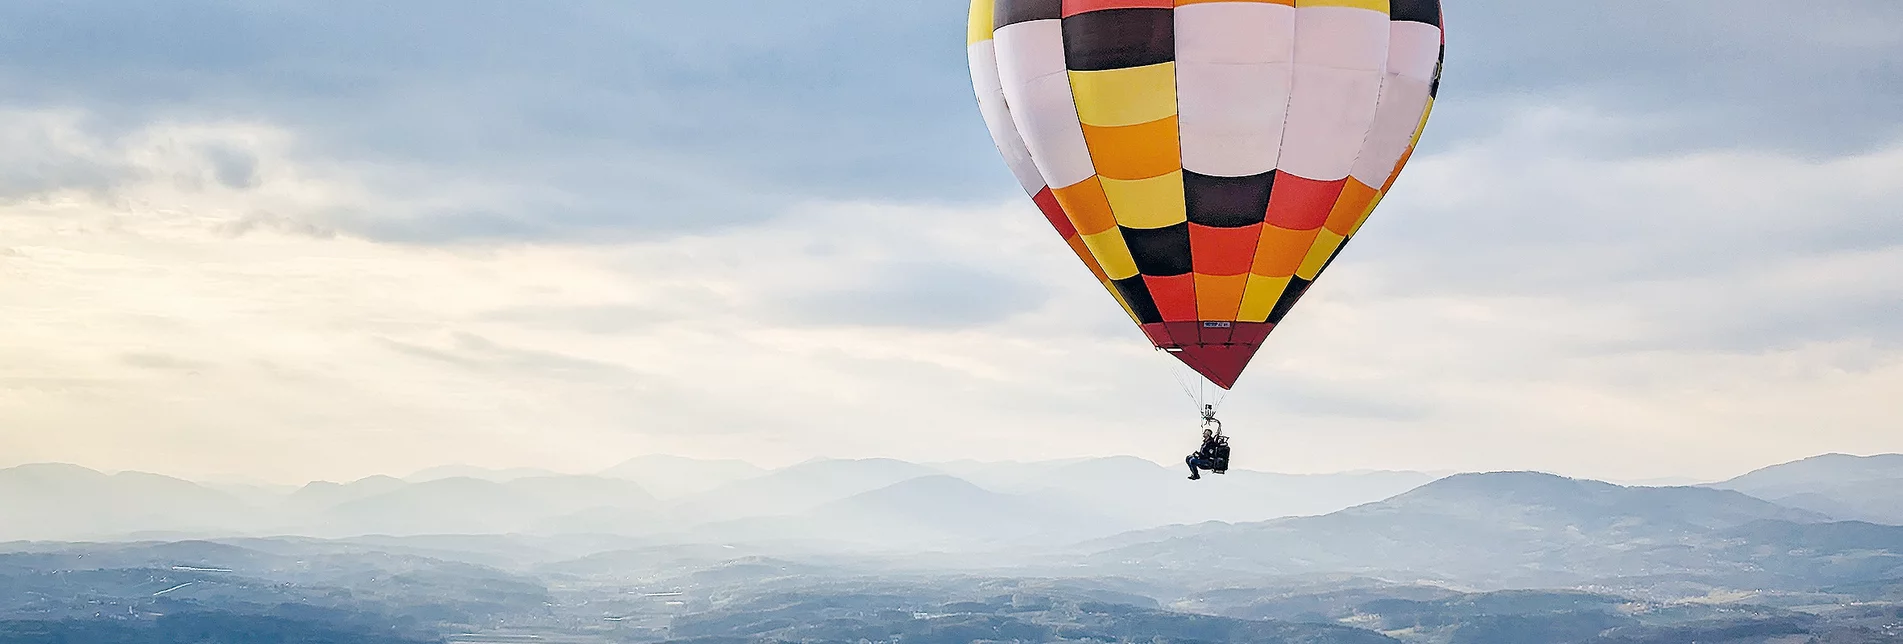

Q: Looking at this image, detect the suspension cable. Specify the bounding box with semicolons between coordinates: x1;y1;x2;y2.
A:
1164;350;1199;406
1161;349;1234;426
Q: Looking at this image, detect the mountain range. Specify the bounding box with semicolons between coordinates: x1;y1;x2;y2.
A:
1084;471;1863;588
3;453;1899;557
1710;453;1903;525
0;455;1434;544
7;453;1903;643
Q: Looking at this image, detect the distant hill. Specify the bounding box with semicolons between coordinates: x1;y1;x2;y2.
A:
963;456;1434;527
9;532;1899;644
285;475;409;514
404;464;565;483
597;454;766;499
0;457;1423;543
309;476;657;537
0;538;552;632
689;475;1137;550
923;458;1097;488
1711;453;1903;524
667;458;944;522
0;464;254;541
1386;471;1827;530
14;453;1903;558
316;477;531;536
1091;471;1839;588
1720;454;1903;495
663;584;1406;644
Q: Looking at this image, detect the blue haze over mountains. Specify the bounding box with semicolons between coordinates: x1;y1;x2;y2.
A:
4;453;1903;642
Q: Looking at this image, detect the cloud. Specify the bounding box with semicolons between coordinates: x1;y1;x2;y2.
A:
1435;0;1903;156
0;0;1001;242
477;304;679;336
1341;104;1903;356
0;124;1151;481
773;261;1049;329
118;353;209;372
10;2;1891;244
0;110;138;199
0;4;1899;485
376;332;647;381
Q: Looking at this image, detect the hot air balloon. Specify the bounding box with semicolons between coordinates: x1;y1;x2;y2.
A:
967;0;1444;411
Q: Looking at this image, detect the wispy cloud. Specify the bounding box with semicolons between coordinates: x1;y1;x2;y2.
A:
0;0;999;241
1435;0;1903;156
0;3;1898;483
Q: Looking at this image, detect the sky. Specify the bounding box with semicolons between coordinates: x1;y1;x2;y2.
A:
1;0;1899;485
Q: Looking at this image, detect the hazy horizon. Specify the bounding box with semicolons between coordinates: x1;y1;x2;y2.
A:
5;449;1890;491
5;451;1903;643
9;435;1898;487
7;443;1903;643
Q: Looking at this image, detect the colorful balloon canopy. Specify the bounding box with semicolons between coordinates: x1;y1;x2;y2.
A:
967;0;1444;389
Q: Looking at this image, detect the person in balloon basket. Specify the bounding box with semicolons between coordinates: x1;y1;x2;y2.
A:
1186;428;1229;480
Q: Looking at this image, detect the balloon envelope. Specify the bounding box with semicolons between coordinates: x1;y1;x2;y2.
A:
968;0;1444;389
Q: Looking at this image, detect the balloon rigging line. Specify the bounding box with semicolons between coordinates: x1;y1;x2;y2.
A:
1168;353;1199;407
1166;354;1233;418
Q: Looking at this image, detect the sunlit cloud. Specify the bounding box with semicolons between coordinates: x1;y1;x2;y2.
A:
1;2;1899;484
